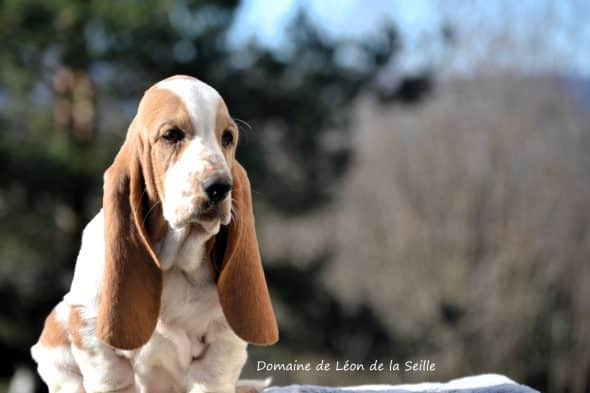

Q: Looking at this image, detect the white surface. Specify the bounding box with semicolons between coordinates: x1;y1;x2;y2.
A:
339;374;515;391
265;374;527;393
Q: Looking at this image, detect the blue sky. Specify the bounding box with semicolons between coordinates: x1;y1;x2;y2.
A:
229;0;590;77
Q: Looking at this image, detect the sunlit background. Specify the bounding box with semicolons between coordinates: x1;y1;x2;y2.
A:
1;1;589;392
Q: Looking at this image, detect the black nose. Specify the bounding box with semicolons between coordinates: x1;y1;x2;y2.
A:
202;177;232;204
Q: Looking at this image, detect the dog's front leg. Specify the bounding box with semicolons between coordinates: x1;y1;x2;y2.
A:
71;336;136;393
187;329;247;393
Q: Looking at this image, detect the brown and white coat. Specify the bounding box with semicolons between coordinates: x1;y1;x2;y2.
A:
31;76;278;393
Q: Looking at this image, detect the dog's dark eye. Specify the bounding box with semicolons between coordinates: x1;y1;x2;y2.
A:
162;128;185;144
221;129;234;148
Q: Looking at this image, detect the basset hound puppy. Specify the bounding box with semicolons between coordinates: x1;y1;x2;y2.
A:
31;75;279;393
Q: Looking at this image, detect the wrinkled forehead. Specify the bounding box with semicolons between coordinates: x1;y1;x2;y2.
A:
136;75;231;135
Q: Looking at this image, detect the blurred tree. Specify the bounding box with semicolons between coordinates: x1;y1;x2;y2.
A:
0;0;433;390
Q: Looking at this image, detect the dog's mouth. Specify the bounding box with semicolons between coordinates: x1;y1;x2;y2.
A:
189;204;231;234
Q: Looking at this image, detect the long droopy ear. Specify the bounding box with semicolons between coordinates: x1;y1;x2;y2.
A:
209;162;279;345
97;131;164;350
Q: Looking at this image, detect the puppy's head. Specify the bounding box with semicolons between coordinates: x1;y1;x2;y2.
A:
97;75;278;350
136;76;238;235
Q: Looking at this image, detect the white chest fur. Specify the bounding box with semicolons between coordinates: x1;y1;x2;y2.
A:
125;229;236;389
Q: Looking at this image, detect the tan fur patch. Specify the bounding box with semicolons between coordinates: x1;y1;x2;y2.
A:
138;87;195;139
138;87;194;203
39;309;69;347
68;307;85;348
215;99;238;166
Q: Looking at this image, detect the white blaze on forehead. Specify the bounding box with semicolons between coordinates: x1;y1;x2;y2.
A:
155;77;221;136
